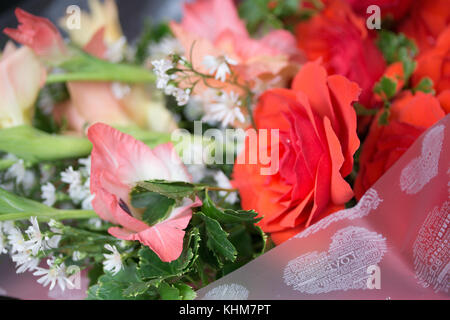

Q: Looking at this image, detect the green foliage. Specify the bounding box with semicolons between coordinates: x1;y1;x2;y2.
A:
131;189;175;225
377;30;418;79
87;185;266;300
238;0;317;35
413;77;435;94
373;76;398;100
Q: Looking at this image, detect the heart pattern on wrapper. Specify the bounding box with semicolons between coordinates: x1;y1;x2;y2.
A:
284;226;387;294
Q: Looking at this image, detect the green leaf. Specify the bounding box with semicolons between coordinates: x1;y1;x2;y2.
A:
137;228;200;279
377;31;417;64
88;263;152;300
136;180;197;200
197;212;237;263
158;282;181;300
174;283;197;300
202;191;261;224
130;189;175;225
122;280;160;298
378;108;391;126
0;125;92;163
413;77;435;94
0;187;97;222
374;76;397;100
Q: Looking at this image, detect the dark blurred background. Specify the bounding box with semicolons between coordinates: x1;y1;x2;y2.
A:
0;0;185;47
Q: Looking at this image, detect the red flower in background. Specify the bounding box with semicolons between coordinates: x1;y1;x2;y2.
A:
3;8;67;61
344;0;413;20
233;61;360;244
399;0;450;52
295;0;385;107
412;26;450;96
354;91;448;199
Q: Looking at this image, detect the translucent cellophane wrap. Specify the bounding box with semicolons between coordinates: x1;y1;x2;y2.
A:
198;115;450;300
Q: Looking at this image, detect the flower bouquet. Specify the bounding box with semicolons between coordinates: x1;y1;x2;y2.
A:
0;0;448;300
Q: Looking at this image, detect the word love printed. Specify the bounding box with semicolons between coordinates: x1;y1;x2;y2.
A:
284;226;387;294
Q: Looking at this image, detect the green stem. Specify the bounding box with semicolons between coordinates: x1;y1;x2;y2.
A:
46;69;155;84
0;210;97;222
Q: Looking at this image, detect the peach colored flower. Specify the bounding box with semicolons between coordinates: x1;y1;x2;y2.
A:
88;123;202;262
0;42;45;128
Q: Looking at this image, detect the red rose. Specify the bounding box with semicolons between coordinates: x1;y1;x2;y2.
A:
232;61;360;244
295;0;385;107
354;91;448;199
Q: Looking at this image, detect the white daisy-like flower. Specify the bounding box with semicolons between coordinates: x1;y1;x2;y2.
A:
78;156;91;175
213;171;238;204
4;159;35;191
88;218;103;229
103;244;123;275
187;164;208;183
72;251;83;261
1;221;15;234
33;259;73;291
165;85;191;106
203;55;238;82
12;250;40;273
105;36;127;63
7;227;27;253
0;224;7;254
25;217;44;255
152;58;175;90
61;166;81;185
81;193;95;210
148;37;184;59
111;82;131;99
41;182;56;207
202;91;245;127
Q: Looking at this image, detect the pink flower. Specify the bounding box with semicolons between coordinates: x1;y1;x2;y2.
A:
3;8;67;61
87;123;202;262
170;0;302;83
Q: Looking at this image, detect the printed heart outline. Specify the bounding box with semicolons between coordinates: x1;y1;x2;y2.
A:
285;226;387;294
295;188;382;239
400;125;445;195
202;283;249;300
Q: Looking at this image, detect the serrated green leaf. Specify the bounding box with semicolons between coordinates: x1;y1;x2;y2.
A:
197;212;237;263
88;263;151;300
158;282;181;300
374;76;397;99
137;228;200;279
130;189;175;225
174;283;197;300
122;280;159;298
413;77;435;94
202;191;261;224
136;180;197;200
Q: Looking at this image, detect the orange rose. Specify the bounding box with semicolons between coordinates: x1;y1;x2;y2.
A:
232;61;360;244
412;26;450;95
399;0;450;52
354;91;448;199
295;0;386;107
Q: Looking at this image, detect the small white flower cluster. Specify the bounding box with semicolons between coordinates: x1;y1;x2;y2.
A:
148;37;184;59
202;55;238;82
2;218;76;291
213;171;238;204
2;155;36;192
103;244;123;275
201;90;245;128
152;58;191;106
42;157;94;209
105;36;127;63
